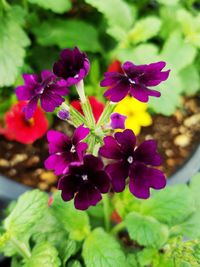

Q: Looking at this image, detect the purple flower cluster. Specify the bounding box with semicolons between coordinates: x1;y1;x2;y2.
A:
16;47;89;119
101;61;170;102
15;46;169;210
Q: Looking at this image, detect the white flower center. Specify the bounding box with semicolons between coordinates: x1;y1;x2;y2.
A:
82;174;88;181
127;156;133;164
74;74;79;78
128;78;136;84
70;145;76;153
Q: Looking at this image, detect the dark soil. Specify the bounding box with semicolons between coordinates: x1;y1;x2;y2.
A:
0;97;200;190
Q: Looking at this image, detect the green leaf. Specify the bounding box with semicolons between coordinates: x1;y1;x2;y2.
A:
28;0;71;14
117;43;159;64
125;212;169;248
148;74;182;115
23;242;61;267
82;228;127;267
33;19;101;52
84;0;133;30
179;65;200;95
67;260;82;267
4;190;48;236
0;6;30;87
137;248;158;266
50;192;90;241
189;173;200;206
141;185;195;226
157;0;180;5
127;16;162;44
126;254;139;267
161;31;197;73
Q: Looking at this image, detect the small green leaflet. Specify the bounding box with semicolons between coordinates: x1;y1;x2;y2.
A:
33;19;101;53
50;191;90;241
125;212;169;248
0;6;30;87
82;228;127;267
28;0;71;14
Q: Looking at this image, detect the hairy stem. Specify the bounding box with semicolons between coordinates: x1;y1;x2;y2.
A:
103;194;111;232
111;222;125;235
81;99;96;128
11;237;31;260
97;102;116;127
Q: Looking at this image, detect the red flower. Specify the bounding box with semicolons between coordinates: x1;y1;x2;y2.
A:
0;101;48;144
71;96;105;122
107;60;123;73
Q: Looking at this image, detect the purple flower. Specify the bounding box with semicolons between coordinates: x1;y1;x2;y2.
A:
110;113;127;129
100;61;170;103
58;154;110;210
53;47;90;86
16;70;69;119
57;109;70;120
45;124;89;175
99;129;166;199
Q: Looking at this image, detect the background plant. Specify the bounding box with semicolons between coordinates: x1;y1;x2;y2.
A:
0;0;200;118
1;173;200;266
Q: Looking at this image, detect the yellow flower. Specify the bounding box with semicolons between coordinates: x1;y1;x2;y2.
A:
114;96;152;135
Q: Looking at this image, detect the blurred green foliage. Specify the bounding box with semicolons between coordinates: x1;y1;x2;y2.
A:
0;0;200;116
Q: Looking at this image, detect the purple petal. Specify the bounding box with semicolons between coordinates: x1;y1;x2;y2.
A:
110;113;127;129
114;129;136;153
140;70;170;86
50;84;69;95
23;73;38;86
83;154;104;172
134;140;162;166
58;175;77;201
44;153;69;175
104;80;129;102
106;161;128;192
129;162;166;199
130;84;150;102
99;136;123;160
92;170;110;193
74;184;102;210
75;142;88;160
72;125;90;145
122;61;146;79
41;70;54;80
100;72;124;87
40;91;64;112
146;61;166;71
57;109;70;120
47;130;70;154
15;85;34;101
24;95;39;119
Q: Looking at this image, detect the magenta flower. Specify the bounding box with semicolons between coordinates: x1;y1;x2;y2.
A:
16;70;69;119
57;109;70;120
110;113;127;129
100;61;170;103
99;129;166;199
58;154;110;210
53;47;90;86
45;125;89;175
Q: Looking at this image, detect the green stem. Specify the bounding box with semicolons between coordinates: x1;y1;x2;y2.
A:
70;105;87;127
111;222;125;235
22;0;29;12
96;102;116;127
88;134;96;153
103;194;111;232
81;99;96;128
1;0;10;10
11;237;31;260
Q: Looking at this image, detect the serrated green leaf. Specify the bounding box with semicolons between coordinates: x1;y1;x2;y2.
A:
50;192;90;241
33;19;101;52
23;242;61;267
126;254;139;267
128;17;161;44
0;6;30;87
125;212;169;248
141;185;195;226
67;260;82;267
28;0;71;14
161;31;197;73
82;228;127;267
4;190;48;236
179;65;200;95
137;248;158;266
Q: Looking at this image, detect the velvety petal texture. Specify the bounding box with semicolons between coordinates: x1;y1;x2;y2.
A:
44;125;89;175
110;113;127;129
16;70;69;119
99;129;166;199
58;154;111;210
53;47;90;86
101;60;170;103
